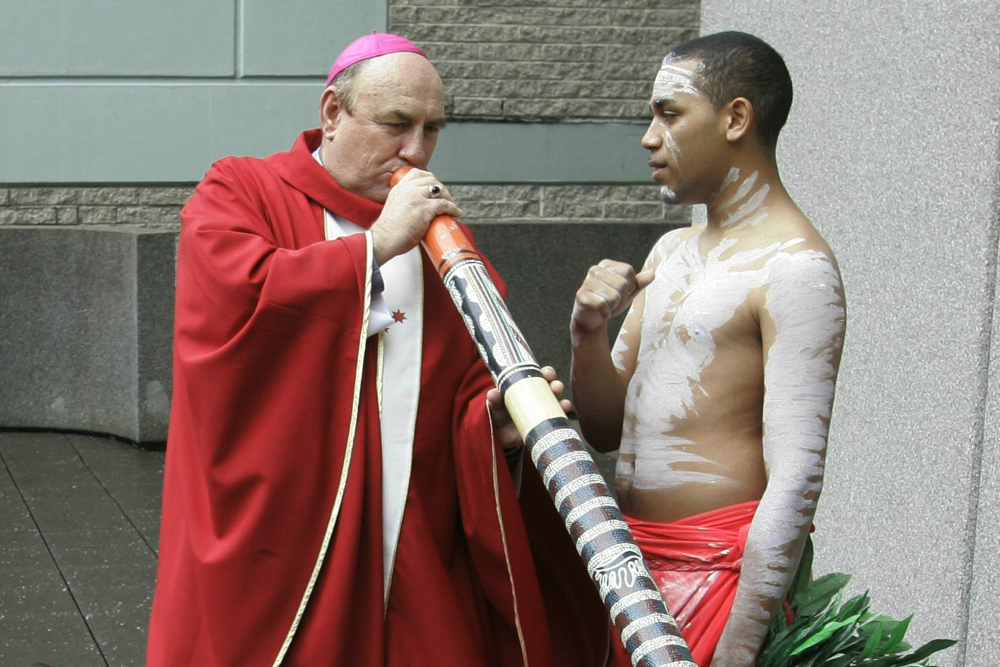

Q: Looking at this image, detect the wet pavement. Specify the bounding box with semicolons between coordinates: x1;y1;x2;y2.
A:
0;425;612;667
0;430;163;667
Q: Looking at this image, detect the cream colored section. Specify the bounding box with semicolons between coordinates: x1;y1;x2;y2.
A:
619;613;680;645
323;209;425;603
553;473;608;507
271;230;375;667
609;590;661;618
632;635;692;664
323;210;394;336
503;376;566;440
377;245;424;602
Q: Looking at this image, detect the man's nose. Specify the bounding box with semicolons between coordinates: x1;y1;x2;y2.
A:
398;130;428;167
640;122;661;150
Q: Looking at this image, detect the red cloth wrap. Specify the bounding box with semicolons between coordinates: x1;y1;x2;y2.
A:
610;500;759;667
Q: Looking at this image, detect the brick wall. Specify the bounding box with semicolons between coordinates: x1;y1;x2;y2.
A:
390;0;701;120
0;184;687;229
0;187;192;229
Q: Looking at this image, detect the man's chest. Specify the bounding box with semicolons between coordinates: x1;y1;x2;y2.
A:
641;243;771;353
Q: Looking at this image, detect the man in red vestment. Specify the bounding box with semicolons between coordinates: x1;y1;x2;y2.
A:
146;33;606;667
569;32;846;667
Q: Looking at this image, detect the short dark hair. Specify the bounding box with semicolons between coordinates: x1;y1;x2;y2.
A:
666;31;793;147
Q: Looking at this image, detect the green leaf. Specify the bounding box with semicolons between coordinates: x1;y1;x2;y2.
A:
857;614;895;639
834;594;870;621
761;615;835;667
795;574;852;616
858;654;903;667
819;652;856;667
879;616;912;655
859;623;883;661
790;615;863;656
788;537;815;602
898;638;957;665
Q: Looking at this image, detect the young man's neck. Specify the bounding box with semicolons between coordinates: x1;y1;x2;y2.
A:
703;153;785;231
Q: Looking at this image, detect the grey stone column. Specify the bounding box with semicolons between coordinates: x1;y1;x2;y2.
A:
697;3;1000;664
0;227;177;444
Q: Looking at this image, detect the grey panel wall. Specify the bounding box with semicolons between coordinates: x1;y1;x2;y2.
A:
0;1;234;76
699;2;1000;664
241;0;386;75
0;0;387;183
0;88;654;182
0;0;669;184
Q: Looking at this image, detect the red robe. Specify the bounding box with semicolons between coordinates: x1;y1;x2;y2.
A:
146;130;607;667
610;501;760;667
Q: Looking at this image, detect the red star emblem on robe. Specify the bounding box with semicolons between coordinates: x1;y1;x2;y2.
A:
391;310;406;323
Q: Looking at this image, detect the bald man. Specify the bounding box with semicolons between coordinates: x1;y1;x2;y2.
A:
147;33;605;667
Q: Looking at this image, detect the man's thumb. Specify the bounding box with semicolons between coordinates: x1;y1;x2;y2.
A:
635;269;656;291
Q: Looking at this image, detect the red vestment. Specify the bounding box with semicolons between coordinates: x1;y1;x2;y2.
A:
146;130;606;667
610;501;759;667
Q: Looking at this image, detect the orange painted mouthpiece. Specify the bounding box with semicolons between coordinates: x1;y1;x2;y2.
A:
390;167;481;275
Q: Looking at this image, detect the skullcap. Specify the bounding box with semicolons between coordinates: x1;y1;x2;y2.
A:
326;32;428;86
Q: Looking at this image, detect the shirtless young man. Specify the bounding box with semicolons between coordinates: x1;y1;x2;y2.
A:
570;32;846;667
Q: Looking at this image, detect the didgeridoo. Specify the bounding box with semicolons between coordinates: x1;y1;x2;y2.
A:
390;168;695;667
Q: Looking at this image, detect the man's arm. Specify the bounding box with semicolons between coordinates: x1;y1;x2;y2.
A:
570;260;653;452
711;249;846;667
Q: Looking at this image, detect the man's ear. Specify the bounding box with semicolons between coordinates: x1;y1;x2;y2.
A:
319;87;343;140
724;97;754;143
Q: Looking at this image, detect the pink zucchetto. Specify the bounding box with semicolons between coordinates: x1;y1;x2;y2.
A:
326;32;428;86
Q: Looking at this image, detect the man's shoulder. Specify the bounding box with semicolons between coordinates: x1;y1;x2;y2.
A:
646;224;701;267
202;154;276;183
190;153;293;206
760;233;842;300
744;207;838;265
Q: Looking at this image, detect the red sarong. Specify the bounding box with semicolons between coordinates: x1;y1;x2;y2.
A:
610;500;759;667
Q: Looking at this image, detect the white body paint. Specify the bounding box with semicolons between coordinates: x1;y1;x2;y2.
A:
722;247;844;660
650;61;702;204
653;62;704;98
610;218;845;664
613;230;843;493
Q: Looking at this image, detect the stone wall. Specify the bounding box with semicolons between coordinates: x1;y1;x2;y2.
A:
697;2;1000;664
390;0;700;119
0;187;191;229
0;184;687;229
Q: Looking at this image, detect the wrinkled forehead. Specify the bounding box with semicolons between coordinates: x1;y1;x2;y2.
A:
355;52;446;108
651;58;704;101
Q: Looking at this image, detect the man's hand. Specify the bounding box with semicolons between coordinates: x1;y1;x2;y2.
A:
372;168;461;265
486;366;571;451
571;260;654;344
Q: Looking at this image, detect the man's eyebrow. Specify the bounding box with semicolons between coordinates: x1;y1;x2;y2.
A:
651;97;677;112
378;108;447;128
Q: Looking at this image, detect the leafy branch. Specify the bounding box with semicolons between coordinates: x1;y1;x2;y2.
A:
756;541;955;667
